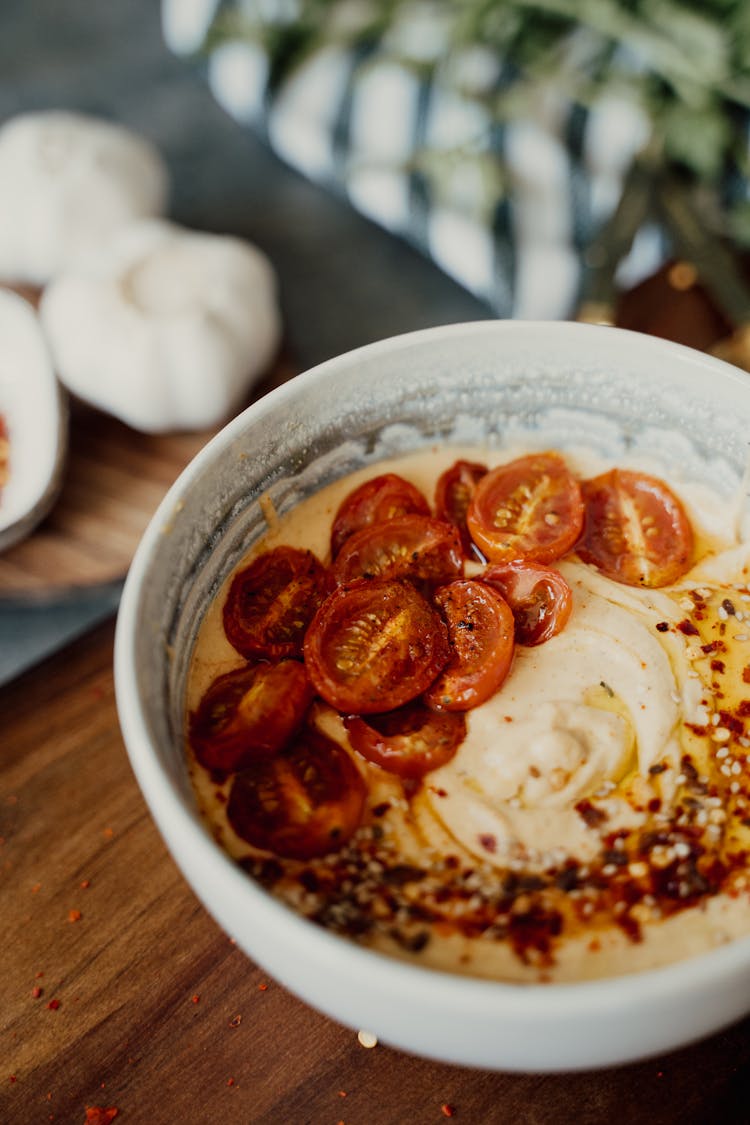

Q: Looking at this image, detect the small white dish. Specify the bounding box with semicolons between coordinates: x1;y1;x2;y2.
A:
0;289;67;553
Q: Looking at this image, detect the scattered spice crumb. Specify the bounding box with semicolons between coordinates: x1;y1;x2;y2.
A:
357;1030;377;1049
258;983;268;992
191;995;200;1004
227;1078;235;1087
102;828;114;840
441;1106;456;1118
35;971;44;979
9;1076;17;1084
31;883;41;894
338;1091;347;1098
32;986;43;999
68;909;82;923
80;880;91;890
47;999;60;1011
84;1109;119;1125
229;1014;242;1027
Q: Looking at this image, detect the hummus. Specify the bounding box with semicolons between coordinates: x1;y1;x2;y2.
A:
186;445;750;983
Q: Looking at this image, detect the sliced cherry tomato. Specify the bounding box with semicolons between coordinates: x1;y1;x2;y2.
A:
481;560;573;646
223;546;331;659
578;469;694;587
344;700;466;779
466;452;584;563
304;579;449;714
330;472;430;557
435;459;488;559
331;515;463;587
189;661;315;772
226;725;366;859
424;579;515;712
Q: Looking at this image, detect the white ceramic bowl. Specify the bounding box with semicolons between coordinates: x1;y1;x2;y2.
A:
114;320;750;1072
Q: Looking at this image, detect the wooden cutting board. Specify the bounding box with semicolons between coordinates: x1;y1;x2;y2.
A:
0;352;298;604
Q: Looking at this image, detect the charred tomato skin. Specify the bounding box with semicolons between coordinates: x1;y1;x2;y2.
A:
466;452;584;564
330;472;431;557
223;545;331;659
345;701;466;779
189;661;315;772
331;514;463;587
424;578;515;712
435;459;488;559
481;560;573;646
227;725;366;859
304;578;450;714
578;469;694;587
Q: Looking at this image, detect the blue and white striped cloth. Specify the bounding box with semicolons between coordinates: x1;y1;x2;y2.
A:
163;0;684;319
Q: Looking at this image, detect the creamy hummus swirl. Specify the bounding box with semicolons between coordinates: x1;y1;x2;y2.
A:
416;559;691;869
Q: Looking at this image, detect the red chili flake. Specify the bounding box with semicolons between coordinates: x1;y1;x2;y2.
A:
47;999;60;1011
258;983;268;992
229;1014;242;1027
441;1105;455;1118
743;666;750;685
677;620;699;636
32;986;43;999
371;801;390;817
655;622;669;633
68;909;82;924
84;1109;119;1125
478;833;497;854
227;1078;235;1087
575;799;607;828
738;701;750;718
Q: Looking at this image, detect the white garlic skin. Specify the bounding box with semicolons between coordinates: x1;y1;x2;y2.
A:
40;220;282;433
0;111;169;286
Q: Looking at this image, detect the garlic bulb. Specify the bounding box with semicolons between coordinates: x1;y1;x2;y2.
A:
0;290;67;551
40;220;282;433
0;111;169;286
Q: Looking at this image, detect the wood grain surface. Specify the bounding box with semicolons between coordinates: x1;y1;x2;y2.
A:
0;353;297;603
1;621;749;1125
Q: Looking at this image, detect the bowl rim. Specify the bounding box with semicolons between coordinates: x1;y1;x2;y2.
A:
114;319;750;1044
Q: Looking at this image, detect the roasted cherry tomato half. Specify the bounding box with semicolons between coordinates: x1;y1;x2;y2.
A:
578;469;694;587
223;546;331;659
435;459;488;559
331;515;463;587
226;725;366;859
344;700;466;779
481;560;573;646
189;661;315;772
466;452;584;563
330;472;431;557
424;579;515;711
304;579;449;714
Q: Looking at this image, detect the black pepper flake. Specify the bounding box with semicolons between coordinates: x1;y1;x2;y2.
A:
649;763;667;775
381;864;426;886
371;801;390;818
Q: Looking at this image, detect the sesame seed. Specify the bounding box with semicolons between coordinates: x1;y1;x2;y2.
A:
734;633;749;641
716;747;729;759
712;729;731;742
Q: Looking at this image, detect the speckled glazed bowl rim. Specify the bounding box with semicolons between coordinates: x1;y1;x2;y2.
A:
115;320;750;1072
